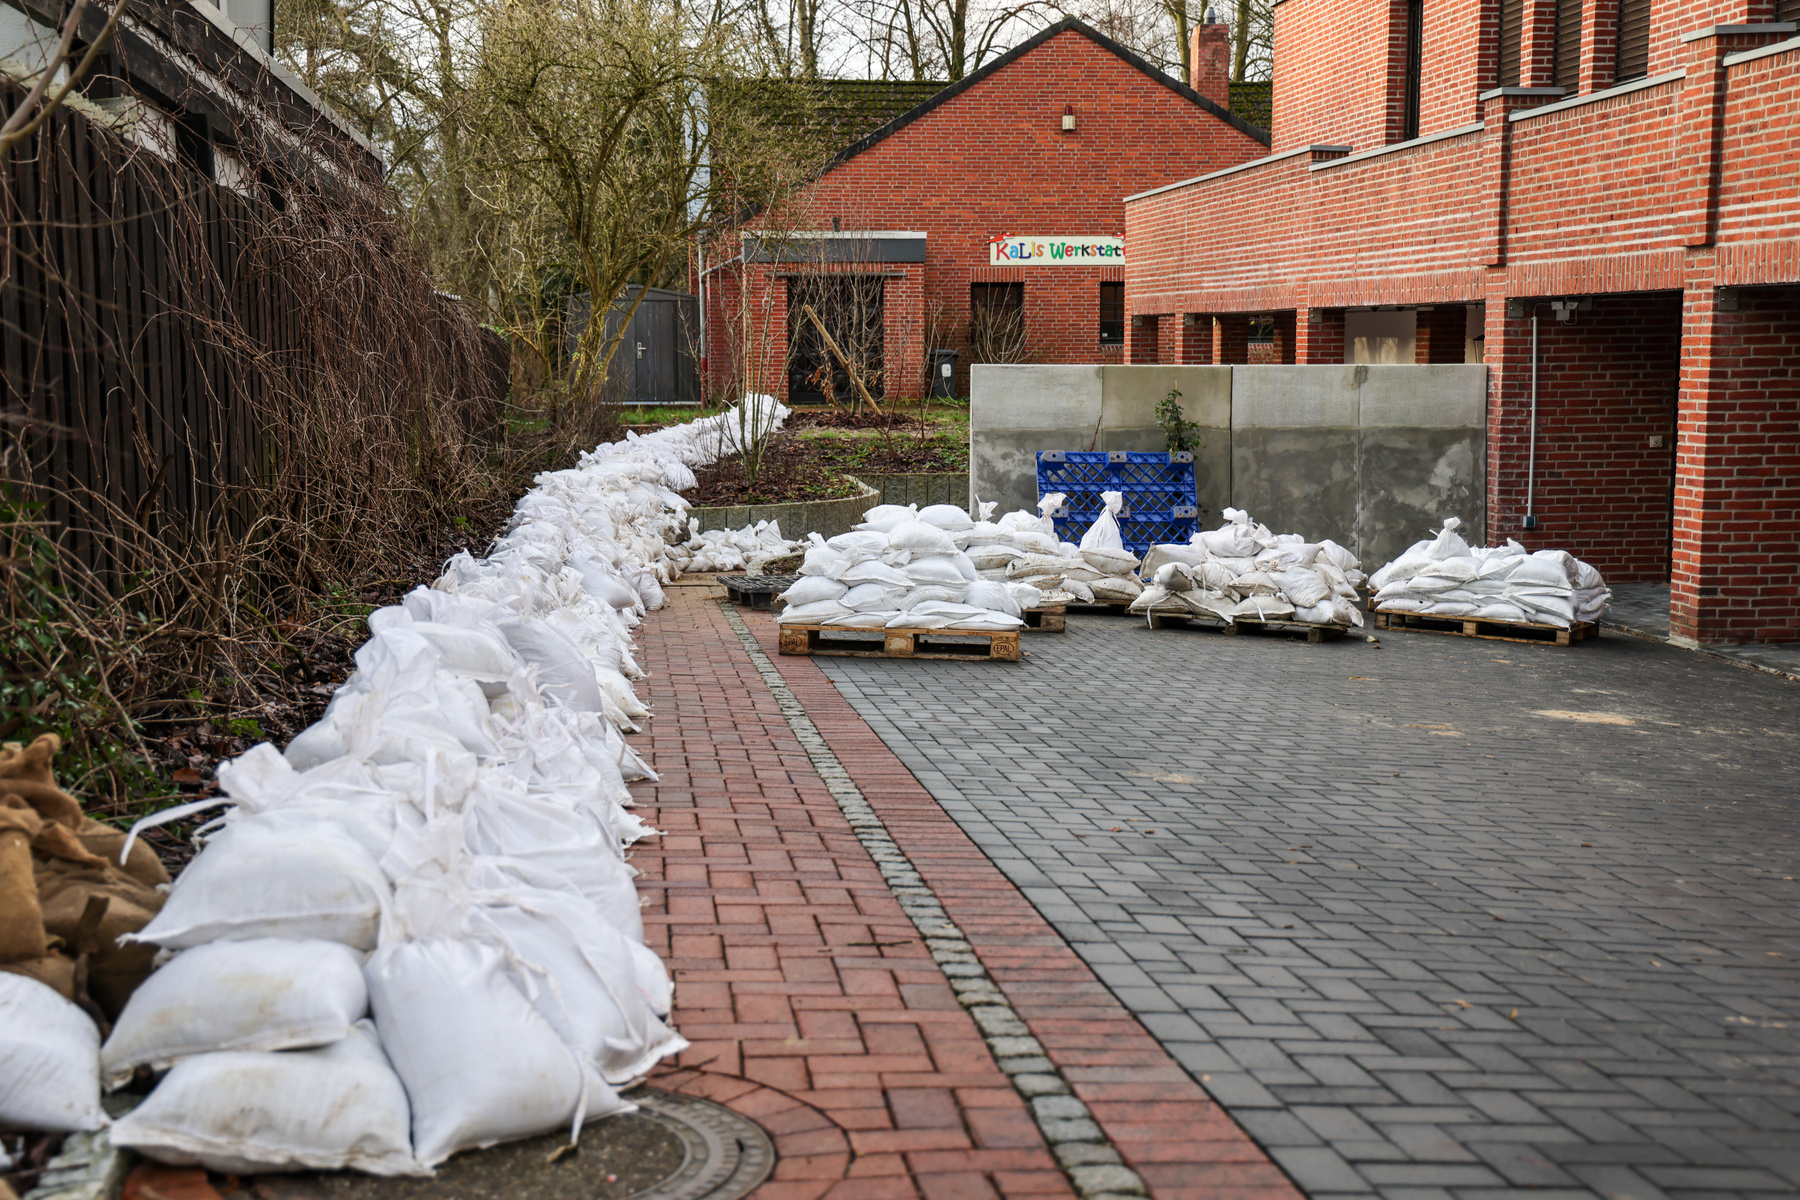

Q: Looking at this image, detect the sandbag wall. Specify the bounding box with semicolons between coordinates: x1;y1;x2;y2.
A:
0;401;791;1175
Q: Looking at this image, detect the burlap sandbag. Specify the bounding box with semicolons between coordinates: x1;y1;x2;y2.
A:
0;735;84;829
76;818;170;889
0;949;77;1000
35;857;165;1019
0;801;48;961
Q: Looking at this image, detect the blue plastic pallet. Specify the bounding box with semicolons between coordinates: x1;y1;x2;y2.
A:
1035;450;1199;555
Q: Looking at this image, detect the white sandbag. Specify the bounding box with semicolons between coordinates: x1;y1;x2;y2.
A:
102;939;368;1086
798;546;852;578
778;600;853;625
1062;578;1097;603
1231;595;1295;620
1152;562;1196;591
778;576;847;606
842;583;907;611
501;618;606;713
963;580;1022;617
1231;571;1282;596
917;504;974;531
906;555;974;585
1005;582;1043;609
823;611;898;627
133;819;390;951
366;936;626;1168
1424;517;1471;560
1005;530;1063;556
0;975;107;1132
1080;547;1140;576
1089;575;1143;603
1509;556;1576;587
1276;567;1331;608
1181;591;1238;621
1196;527;1259;557
407;621;521;683
839;560;913;588
471;883;686;1083
856;504;918;533
885;521;958;556
1078;491;1126;552
110;1021;420;1176
967;545;1024;571
899;585;968;609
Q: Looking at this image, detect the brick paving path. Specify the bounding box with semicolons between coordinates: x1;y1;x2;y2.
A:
807;613;1800;1200
632;582;1295;1200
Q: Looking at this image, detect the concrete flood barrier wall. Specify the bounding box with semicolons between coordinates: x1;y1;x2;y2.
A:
970;364;1486;567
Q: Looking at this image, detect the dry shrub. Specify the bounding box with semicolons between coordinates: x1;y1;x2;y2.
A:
0;81;618;811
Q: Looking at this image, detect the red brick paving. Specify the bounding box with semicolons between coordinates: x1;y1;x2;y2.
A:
634;581;1298;1200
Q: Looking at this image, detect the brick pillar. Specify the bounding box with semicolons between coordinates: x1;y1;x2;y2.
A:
1415;306;1469;363
1576;0;1620;95
1477;88;1565;266
1670;29;1791;249
1127;314;1160;363
1188;23;1231;108
883;269;925;400
1178;313;1214;363
1296;308;1344;363
1672;284;1800;646
1482;291;1535;542
1272;311;1298;364
1214;315;1249;364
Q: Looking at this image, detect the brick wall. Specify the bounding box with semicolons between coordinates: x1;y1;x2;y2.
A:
705;26;1266;401
1487;294;1682;582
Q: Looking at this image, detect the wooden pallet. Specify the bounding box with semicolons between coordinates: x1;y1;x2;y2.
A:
1062;601;1133;615
1371;607;1595;646
777;624;1022;661
1145;609;1350;643
716;574;801;610
1022;605;1066;633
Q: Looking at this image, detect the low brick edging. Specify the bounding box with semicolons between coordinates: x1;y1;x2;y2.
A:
744;609;1302;1200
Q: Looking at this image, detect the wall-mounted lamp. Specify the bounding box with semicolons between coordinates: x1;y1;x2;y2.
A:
1062;104;1077;131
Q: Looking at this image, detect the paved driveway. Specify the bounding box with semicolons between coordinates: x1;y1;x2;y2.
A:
809;617;1800;1200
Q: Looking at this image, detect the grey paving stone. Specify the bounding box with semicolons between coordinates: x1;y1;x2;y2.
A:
814;613;1800;1200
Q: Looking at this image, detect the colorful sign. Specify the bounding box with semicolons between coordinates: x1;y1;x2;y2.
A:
988;235;1123;266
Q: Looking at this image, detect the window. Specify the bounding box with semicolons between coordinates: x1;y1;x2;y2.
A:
1099;282;1124;345
1402;0;1423;140
1553;0;1583;92
1614;0;1652;82
1498;0;1524;87
969;282;1026;364
174;109;214;181
1780;0;1800;24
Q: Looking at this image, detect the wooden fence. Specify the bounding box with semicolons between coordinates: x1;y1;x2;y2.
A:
0;83;509;571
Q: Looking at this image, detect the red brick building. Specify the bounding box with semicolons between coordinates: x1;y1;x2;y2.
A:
1123;0;1800;646
699;19;1269;405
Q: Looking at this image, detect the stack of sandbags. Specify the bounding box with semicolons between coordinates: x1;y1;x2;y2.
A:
0;735;170;1140
776;503;1034;630
1131;507;1365;626
668;519;801;575
1;400;779;1172
0;735;168;1022
951;494;1139;606
1369;518;1609;627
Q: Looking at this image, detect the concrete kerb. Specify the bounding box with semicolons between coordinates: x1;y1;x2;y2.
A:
716;598;1150;1200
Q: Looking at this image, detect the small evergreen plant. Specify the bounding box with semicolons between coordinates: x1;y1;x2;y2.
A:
1156;387;1202;453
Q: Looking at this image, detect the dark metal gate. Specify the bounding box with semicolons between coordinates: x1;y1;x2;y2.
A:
568;286;699;406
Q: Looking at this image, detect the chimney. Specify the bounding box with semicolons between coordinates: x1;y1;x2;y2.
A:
1189;18;1231;109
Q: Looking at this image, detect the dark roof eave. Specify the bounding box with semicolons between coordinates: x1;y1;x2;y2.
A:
822;16;1272;174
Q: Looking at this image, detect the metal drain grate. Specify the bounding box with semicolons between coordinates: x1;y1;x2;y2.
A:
624;1089;775;1200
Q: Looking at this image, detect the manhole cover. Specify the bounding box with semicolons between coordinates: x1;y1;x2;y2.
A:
271;1088;772;1200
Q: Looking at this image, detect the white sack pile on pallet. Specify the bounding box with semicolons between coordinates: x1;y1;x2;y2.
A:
965;492;1143;605
775;502;1039;630
669;518;803;575
1131;507;1366;626
1369;518;1610;627
0;402;787;1174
